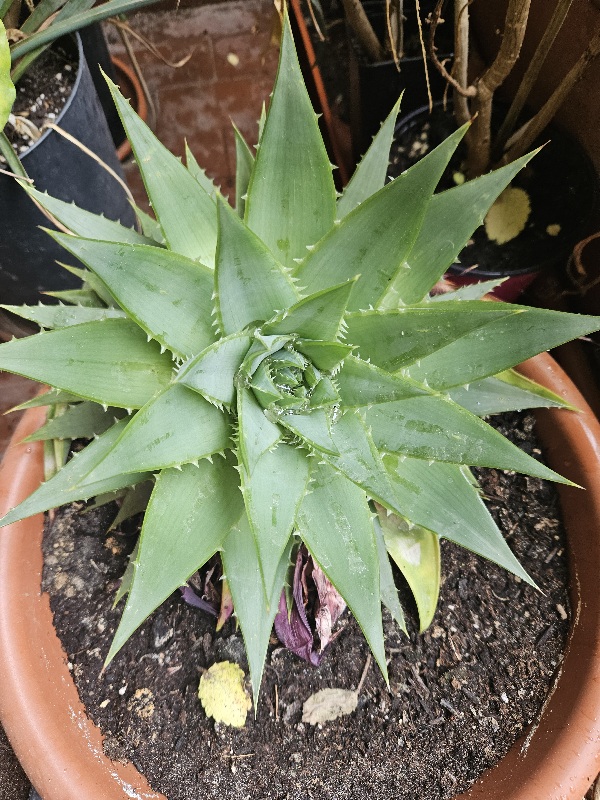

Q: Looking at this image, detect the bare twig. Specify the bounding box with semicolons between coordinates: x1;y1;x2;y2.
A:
341;0;384;62
493;0;574;158
109;17;193;69
0;166;32;181
465;0;531;176
306;0;325;42
390;0;404;61
500;25;600;165
415;0;432;111
113;20;157;130
356;652;372;694
428;0;476;99
385;0;400;69
453;0;471;125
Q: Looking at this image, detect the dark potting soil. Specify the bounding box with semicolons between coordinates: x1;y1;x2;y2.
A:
389;104;599;279
42;411;570;800
5;46;77;155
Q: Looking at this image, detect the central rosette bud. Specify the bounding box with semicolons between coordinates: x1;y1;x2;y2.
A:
239;332;342;416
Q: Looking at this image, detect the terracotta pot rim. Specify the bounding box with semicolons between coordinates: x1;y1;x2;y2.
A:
0;353;599;799
111;55;148;163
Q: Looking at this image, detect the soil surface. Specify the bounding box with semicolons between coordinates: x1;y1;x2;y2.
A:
43;412;570;800
5;46;77;155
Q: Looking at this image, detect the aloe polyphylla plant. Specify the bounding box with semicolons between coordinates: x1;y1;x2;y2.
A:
1;11;599;707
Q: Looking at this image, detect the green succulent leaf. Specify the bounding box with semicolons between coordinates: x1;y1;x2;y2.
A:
215;197;298;336
407;305;600;389
344;304;518;372
236;387;282;474
106;75;217;265
4;13;600;710
0;419;150;528
373;513;407;634
0;319;172;408
447;370;575;416
245;12;336;268
278;408;339;455
427;279;507;302
0;303;125;329
24;402;125;441
294;340;353;372
382;457;534;585
296;461;388;683
25;187;152;245
495;369;576;409
133;205;166;245
110;481;154;530
322;410;403;513
81;384;231;481
233;123;254;218
50;234;216;358
337;98;401;219
7;388;82;411
58;263;117;308
378;510;441;632
263;280;355;341
336;356;427;407
240;442;310;598
106;455;243;665
222;514;293;706
178;333;252;408
43;288;104;307
383;152;535;306
367;395;570;483
296;124;469;311
185;141;218;199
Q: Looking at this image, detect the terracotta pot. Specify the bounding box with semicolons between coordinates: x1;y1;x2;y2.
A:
112;55;148;163
0;354;599;799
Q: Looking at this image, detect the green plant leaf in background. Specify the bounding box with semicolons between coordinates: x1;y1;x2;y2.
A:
0;20;15;129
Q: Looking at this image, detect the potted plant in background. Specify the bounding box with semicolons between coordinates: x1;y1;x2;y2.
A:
413;0;600;298
343;0;453;158
0;0;158;308
290;0;453;169
1;10;600;799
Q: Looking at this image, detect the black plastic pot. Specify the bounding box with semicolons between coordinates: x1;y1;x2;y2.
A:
348;2;453;161
390;103;600;301
79;24;127;153
0;34;136;306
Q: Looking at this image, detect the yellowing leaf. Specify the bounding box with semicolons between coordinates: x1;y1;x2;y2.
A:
484;186;531;244
198;661;252;727
302;688;358;725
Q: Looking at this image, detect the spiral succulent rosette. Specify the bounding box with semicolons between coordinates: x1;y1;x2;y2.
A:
1;11;599;705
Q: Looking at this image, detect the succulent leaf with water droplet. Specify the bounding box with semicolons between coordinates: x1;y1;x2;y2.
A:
1;9;600;708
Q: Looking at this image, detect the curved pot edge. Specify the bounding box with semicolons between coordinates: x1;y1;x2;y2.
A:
112;55;148;163
0;406;164;800
459;352;600;799
0;354;598;799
